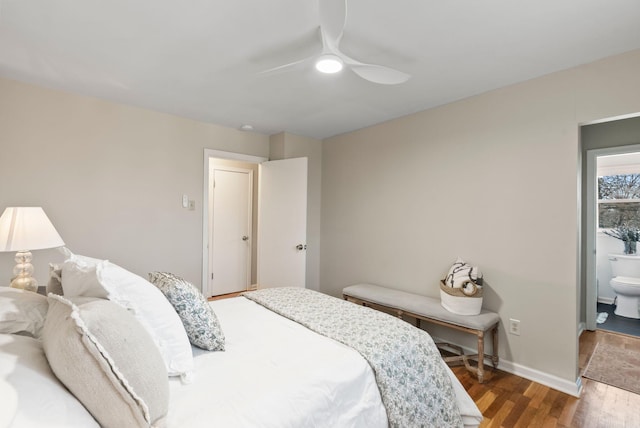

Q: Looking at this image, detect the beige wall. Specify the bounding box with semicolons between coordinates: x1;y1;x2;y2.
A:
0;77;270;288
320;49;640;386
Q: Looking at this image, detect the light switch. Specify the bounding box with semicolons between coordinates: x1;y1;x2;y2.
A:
182;194;189;208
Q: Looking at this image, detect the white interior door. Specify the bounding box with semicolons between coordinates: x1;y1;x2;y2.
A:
258;157;308;288
210;167;252;295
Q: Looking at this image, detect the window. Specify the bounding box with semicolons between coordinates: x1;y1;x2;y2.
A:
598;174;640;228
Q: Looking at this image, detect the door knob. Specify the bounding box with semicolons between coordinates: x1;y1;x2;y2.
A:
296;244;307;251
242;236;249;241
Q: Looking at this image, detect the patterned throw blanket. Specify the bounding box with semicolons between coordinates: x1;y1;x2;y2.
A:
243;288;463;428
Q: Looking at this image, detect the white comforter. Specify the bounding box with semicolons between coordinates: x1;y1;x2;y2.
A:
1;295;481;427
167;296;388;427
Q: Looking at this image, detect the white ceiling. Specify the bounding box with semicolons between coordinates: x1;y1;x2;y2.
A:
1;0;639;139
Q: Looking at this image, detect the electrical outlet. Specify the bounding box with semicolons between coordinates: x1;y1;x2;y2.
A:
188;200;195;211
509;318;521;336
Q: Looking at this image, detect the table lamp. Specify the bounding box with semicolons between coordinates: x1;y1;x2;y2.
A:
0;207;65;292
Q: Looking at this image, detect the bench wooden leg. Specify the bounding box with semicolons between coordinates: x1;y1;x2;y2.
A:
492;324;499;368
477;331;485;383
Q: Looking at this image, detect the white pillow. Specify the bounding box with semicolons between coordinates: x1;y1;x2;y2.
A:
60;252;194;379
61;253;108;298
0;287;49;337
42;295;169;427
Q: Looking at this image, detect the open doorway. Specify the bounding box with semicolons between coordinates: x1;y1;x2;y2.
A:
579;115;640;395
581;115;640;333
201;149;309;297
209;161;258;296
202;150;266;297
591;152;640;337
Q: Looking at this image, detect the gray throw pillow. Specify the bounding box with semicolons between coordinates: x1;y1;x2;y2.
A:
42;295;169;428
149;272;225;351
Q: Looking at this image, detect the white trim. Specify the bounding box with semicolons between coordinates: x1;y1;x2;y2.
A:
431;335;582;397
597;198;640;204
498;360;582;397
581;112;640;127
578;321;586;336
597;296;616;305
202;149;267;293
598;165;640;177
585;151;598;331
204;149;266;164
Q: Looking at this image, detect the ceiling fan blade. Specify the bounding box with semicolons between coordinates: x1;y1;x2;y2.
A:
318;0;347;48
350;63;411;85
338;51;411;85
259;56;314;75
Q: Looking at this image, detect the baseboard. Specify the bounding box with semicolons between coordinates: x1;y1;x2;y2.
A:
597;296;615;305
432;335;582;397
578;321;586;336
497;359;582;397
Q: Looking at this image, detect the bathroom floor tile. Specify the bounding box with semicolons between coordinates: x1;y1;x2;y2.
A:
597;303;640;337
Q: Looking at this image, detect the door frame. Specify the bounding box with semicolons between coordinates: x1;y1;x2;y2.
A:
202;149;267;294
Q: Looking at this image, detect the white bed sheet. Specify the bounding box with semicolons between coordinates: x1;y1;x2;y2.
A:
167;296;388;427
0;333;99;428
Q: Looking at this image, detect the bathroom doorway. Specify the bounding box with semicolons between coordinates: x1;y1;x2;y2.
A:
593;152;640;337
580;116;640;395
581;115;640;335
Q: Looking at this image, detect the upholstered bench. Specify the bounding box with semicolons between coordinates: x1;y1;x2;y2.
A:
343;283;500;383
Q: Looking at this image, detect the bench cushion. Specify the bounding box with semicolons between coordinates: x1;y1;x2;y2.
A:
343;283;499;331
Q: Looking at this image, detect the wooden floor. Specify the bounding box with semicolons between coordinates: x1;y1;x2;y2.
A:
210;292;640;426
208;291;246;301
451;329;640;427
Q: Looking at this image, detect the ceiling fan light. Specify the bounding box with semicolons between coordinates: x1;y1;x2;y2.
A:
315;55;343;74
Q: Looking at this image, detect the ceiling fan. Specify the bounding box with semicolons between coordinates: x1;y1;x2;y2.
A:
263;0;410;85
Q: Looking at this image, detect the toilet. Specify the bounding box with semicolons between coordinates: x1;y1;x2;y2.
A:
608;253;640;319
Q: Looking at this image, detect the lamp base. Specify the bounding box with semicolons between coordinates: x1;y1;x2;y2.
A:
10;250;38;293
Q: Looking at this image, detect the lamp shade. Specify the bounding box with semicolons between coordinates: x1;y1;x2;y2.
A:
0;207;65;252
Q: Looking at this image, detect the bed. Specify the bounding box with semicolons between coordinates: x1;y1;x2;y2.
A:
0;252;482;428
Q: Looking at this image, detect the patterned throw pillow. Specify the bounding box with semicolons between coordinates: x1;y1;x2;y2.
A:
149;272;225;351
